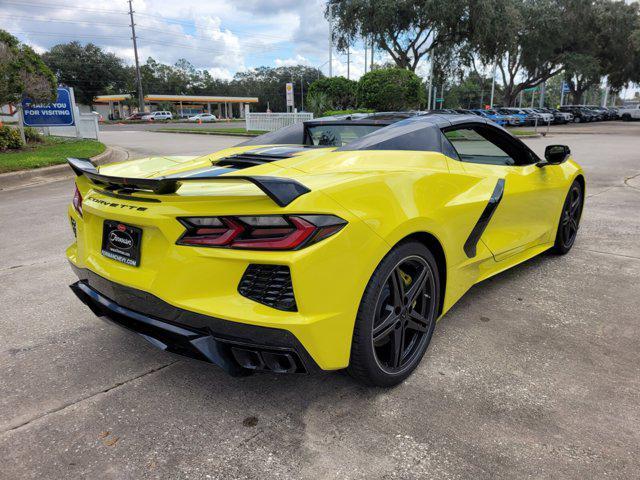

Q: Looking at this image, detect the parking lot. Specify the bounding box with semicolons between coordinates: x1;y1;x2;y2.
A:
1;122;639;479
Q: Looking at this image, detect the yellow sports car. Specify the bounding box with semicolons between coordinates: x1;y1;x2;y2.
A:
67;113;584;386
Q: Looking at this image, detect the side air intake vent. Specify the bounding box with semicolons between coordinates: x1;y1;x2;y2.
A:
238;264;297;312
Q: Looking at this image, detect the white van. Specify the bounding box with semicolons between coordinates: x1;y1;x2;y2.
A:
141;111;173;121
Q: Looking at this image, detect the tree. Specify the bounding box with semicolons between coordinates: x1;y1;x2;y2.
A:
470;0;580;106
0;29;56;105
232;65;322;112
42;42;129;105
594;0;640;98
326;0;467;71
445;72;497;109
308;77;357;109
357;67;424;110
561;0;640;104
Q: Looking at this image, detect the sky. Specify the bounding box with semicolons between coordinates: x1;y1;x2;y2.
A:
0;0;382;80
1;0;636;99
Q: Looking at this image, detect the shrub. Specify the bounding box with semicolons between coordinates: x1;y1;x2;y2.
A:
24;126;42;143
0;126;24;150
321;109;375;117
356;68;425;111
305;92;333;117
308;77;357;110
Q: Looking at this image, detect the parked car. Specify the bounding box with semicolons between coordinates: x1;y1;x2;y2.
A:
606;107;620;120
617;104;640;121
585;105;619;120
141;111;173;121
521;108;553;124
543;108;573;124
559;106;596;123
125;112;146;121
187;113;217;122
497;108;536;126
469;109;508;126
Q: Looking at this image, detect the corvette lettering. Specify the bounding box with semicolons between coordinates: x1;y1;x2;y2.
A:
85;196;147;211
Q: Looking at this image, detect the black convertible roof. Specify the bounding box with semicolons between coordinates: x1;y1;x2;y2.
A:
240;111;499;153
337;113;494;152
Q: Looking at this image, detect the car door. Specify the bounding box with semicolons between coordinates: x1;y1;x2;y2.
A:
443;124;566;261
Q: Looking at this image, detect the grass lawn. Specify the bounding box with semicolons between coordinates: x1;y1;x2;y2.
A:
157;127;267;136
0;137;106;174
508;129;539;137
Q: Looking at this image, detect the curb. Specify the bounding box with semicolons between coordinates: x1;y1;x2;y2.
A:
0;145;129;191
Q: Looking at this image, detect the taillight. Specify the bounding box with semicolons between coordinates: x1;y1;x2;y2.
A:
177;215;346;250
72;185;83;217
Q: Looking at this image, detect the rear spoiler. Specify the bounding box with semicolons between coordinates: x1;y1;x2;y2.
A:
67;157;310;207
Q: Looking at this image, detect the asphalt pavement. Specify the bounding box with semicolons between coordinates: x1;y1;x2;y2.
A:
1;123;639;479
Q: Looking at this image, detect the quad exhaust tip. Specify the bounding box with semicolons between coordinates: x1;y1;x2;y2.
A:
230;347;302;374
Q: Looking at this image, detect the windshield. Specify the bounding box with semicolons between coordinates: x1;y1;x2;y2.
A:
305;124;381;147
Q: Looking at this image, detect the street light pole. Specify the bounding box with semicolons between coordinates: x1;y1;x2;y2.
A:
128;0;144;113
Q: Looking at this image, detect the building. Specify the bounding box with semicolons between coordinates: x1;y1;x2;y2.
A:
92;94;259;120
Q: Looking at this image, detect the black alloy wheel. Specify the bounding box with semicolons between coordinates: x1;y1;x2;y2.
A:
553;180;583;254
348;241;440;387
371;256;435;374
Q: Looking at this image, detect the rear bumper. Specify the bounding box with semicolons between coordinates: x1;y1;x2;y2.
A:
70;265;319;375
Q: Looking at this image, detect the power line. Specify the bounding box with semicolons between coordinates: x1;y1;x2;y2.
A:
0;14;129;28
10;31;130;40
1;0;126;15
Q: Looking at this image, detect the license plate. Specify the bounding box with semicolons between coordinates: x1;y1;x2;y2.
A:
101;220;142;267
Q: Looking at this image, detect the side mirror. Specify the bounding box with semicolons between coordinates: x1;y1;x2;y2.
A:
543;144;571;165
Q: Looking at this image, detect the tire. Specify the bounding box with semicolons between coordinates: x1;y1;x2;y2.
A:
574;117;581;123
622;114;631;122
552;180;584;255
348;241;440;387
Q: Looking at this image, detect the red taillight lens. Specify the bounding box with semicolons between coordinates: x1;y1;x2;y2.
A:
72;185;83;217
177;215;346;250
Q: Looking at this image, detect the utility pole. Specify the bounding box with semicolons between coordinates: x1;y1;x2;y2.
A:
128;0;144;113
427;57;433;110
560;81;565;107
539;81;545;108
300;76;304;111
370;36;374;70
364;37;368;74
489;61;497;108
347;46;350;80
328;13;333;77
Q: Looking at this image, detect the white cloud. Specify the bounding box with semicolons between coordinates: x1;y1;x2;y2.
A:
275;55;310;67
0;0;330;76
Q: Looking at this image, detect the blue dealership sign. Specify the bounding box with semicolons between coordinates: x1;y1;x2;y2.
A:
22;87;75;127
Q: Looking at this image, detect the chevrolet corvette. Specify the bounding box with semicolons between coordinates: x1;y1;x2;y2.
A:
66;113;584;386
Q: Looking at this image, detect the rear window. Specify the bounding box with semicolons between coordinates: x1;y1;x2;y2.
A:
305;124;381;147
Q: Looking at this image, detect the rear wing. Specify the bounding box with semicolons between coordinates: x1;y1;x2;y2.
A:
67;157;310;207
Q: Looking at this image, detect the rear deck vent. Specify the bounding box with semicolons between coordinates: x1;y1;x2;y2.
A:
217;153;290;169
238;264;297;312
